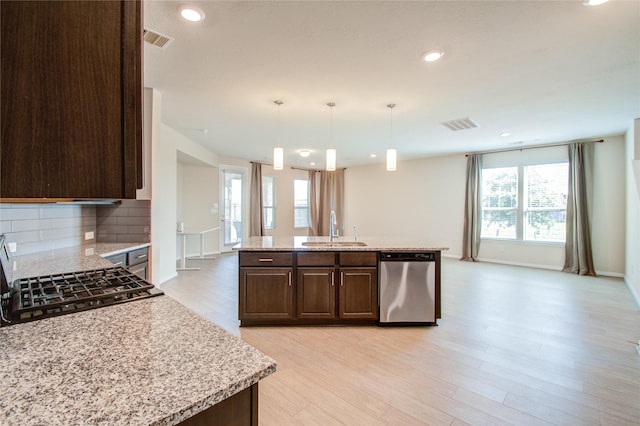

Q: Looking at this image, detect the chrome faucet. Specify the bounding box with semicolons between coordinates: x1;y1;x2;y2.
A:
329;210;338;242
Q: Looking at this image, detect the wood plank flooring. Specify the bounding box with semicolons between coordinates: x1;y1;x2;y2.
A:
161;253;640;425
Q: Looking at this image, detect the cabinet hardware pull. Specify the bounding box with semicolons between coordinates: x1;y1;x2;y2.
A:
136;254;147;259
258;258;274;262
114;262;124;266
288;271;292;286
341;272;345;286
331;271;334;287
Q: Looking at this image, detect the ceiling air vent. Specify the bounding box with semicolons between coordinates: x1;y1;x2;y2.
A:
143;28;173;49
441;117;479;131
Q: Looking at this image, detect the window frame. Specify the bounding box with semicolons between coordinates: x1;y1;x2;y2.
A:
262;175;276;230
293;178;310;229
481;161;568;244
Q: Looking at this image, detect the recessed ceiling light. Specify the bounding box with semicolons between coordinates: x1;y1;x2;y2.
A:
180;6;205;22
422;49;445;62
370;154;377;158
583;0;609;6
299;149;311;158
310;162;316;166
499;131;512;137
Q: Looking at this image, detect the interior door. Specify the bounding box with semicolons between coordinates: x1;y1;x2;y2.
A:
220;166;247;252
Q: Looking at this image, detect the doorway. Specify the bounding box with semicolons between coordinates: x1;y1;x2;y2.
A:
220;165;247;252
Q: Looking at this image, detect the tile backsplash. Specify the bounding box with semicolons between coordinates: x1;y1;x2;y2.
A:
0;200;151;256
96;200;151;243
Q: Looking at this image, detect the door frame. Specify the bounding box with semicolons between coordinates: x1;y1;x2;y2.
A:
219;164;248;253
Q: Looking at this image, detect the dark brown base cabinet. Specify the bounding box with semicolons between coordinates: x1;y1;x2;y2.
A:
177;384;258;426
104;246;149;280
239;251;377;326
239;267;294;320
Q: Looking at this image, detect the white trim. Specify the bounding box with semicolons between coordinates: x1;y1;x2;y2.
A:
156;272;178;286
625;276;640;310
476;257;563;271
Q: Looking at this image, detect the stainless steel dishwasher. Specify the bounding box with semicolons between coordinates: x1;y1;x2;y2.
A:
379;252;437;325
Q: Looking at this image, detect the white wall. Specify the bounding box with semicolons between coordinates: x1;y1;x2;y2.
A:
591;136;626;276
345;155;467;254
148;89;220;285
177;162;219;257
345;137;626;275
625;119;640;308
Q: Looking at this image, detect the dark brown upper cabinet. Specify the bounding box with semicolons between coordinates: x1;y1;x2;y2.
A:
1;1;143;200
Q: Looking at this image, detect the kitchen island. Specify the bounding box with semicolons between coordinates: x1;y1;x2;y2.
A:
1;242;276;425
235;236;447;326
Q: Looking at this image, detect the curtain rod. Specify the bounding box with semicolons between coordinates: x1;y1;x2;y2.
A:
465;139;604;157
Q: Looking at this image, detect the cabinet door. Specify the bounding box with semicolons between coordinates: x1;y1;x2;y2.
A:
0;1;142;199
239;268;293;320
339;267;378;320
297;268;336;319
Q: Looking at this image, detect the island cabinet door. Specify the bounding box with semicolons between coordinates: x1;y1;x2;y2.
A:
239;267;293;320
297;268;336;319
338;267;378;320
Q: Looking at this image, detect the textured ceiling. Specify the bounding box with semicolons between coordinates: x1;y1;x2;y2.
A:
143;0;640;169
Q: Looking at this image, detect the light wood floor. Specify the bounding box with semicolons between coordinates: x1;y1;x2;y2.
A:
161;253;640;426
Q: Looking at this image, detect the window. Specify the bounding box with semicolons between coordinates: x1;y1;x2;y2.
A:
524;163;568;242
294;179;310;228
481;162;568;242
262;176;275;230
481;167;518;239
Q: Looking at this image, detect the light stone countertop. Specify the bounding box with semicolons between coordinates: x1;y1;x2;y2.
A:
234;236;449;252
0;295;276;426
9;242;150;281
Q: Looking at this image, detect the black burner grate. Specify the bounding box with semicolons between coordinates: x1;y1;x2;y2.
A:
6;266;162;323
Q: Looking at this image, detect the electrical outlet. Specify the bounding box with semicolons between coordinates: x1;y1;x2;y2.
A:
85;231;95;240
7;242;17;253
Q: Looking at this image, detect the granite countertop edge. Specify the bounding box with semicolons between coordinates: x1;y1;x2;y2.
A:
234;236;449;252
10;242;151;280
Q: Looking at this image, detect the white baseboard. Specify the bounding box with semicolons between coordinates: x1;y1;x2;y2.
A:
156;272;178;287
597;271;625;278
442;253;461;260
475;257;563;271
625;276;640;310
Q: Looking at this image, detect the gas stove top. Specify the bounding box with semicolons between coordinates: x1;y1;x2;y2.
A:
2;266;163;325
0;236;163;326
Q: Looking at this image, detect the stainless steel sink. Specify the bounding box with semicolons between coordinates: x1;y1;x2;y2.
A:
301;241;368;247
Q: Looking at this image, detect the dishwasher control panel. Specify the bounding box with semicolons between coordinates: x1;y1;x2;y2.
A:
380;252;436;261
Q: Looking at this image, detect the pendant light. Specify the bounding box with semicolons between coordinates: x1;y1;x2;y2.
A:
326;102;336;171
273;100;284;170
386;103;397;171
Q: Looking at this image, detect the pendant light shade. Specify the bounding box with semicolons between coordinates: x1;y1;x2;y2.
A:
386;148;397;171
273;146;284;170
273;100;284;170
386;103;397;171
326;102;336;171
326;148;336;171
